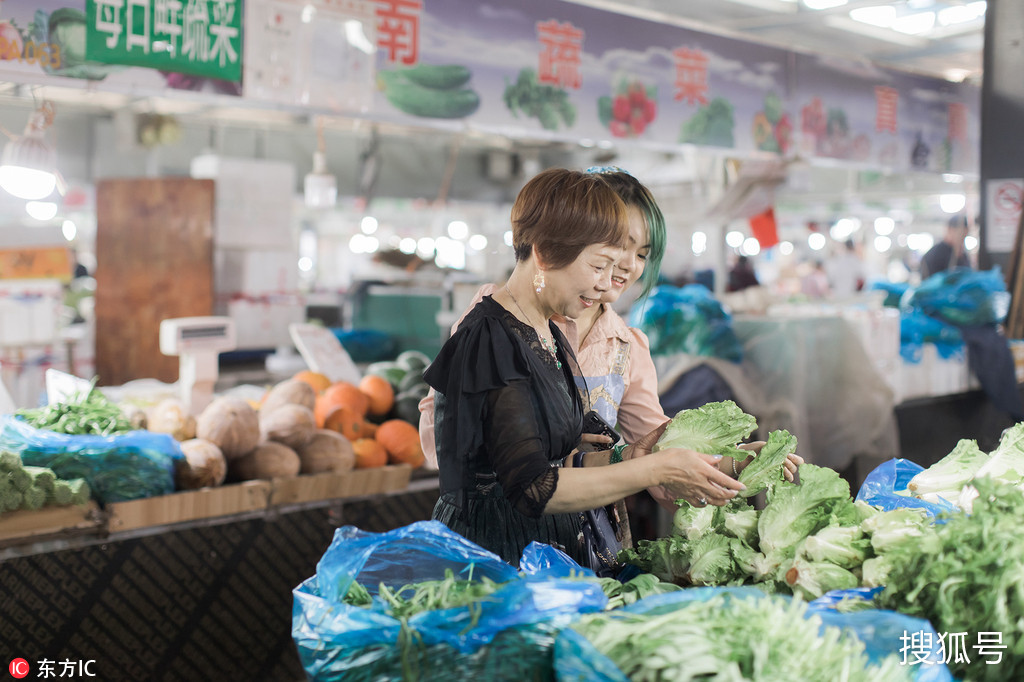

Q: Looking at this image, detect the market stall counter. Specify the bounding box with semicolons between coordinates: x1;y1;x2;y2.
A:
0;467;440;681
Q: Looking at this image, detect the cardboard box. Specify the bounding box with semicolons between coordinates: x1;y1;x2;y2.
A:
0;501;101;545
106;480;272;533
268;465;413;507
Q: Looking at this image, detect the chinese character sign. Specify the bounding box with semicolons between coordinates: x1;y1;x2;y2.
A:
536;19;583;90
875;85;899;133
673;47;709;105
377;0;422;65
85;0;243;81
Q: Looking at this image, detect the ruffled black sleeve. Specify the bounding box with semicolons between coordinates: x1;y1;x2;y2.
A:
483;380;559;517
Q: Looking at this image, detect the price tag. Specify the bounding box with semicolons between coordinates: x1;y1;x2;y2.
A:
45;368;93;405
289;324;362;384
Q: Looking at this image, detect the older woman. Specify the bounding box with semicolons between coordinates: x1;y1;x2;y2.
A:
424;168;746;566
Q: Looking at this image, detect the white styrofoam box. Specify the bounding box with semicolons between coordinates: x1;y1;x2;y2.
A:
932;351;970;396
215;248;299;296
0;280;64;347
190;155;297;249
227;297;306;350
896;350;934;403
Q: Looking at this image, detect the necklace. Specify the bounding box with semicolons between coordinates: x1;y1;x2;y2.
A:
503;283;561;369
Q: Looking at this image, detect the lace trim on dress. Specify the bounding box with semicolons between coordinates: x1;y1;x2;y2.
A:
502;308;563;372
517;468;558;517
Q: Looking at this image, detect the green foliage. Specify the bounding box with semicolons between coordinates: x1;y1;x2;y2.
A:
654;400;757;459
679;97;735;148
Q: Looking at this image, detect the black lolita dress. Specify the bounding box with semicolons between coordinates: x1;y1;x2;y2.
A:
423;296;586;566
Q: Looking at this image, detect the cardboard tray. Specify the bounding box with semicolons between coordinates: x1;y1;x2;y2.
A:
268;464;413;507
105;480;273;533
0;501;102;545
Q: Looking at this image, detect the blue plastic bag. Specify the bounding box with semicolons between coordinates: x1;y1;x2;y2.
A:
628;285;743;362
899;310;964;363
904;267;1010;327
807;596;952;682
0;415;180;503
293;521;607;681
856;458;957;517
555;587;953;682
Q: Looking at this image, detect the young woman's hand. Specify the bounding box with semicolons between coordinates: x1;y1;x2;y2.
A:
731;442;804;483
627;422;745;507
576;433;614;452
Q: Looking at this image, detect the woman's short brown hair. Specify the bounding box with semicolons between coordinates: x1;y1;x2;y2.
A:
511;168;629;269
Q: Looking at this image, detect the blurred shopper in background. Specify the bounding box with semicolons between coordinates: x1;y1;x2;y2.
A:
726;255;760;292
920;213;971;279
826;239;866;298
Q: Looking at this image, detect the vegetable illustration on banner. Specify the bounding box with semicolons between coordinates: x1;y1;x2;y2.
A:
85;0;243;81
376;0;481;118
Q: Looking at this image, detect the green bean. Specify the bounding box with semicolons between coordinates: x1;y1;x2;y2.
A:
15;377;132;436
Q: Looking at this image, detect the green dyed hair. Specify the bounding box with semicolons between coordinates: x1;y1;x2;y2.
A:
586;166;667;299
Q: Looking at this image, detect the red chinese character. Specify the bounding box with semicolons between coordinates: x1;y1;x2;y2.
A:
875;86;899;133
672;47;709;105
948;102;967;142
376;0;421;65
536;20;584;90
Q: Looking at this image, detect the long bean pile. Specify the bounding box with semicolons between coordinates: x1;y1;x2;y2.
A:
16;380;132;436
343;569;503;623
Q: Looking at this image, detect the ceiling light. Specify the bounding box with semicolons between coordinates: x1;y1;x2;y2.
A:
892;11;935;35
726;230;745;248
62;219;77;241
849;6;896;28
808;233;827;250
304;117;336;208
803;0;848;10
360;216;378;234
874;217;895;235
25;200;58;221
939;194;966;213
447;220;469;240
0;101;58;201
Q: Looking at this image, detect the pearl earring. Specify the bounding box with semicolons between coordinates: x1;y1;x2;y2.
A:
533;272;545;294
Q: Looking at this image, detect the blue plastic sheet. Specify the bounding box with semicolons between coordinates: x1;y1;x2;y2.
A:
0;415;180;503
555;587;953;682
293;521;607;681
855;458;957;517
628;284;743;362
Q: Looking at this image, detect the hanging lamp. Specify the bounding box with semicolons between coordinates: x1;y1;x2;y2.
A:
0;101;59;201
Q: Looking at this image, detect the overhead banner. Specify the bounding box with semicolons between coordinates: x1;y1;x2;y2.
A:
84;0;243;81
364;0;980;174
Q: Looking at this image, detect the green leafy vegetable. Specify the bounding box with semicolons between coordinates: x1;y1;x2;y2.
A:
907;438;987;503
799;525;870;569
783;556;859;600
502;68;575;131
654;400;757;459
737;429;796;497
15;378;132;435
757;463;851;557
572;591;911;681
878;477;1024;681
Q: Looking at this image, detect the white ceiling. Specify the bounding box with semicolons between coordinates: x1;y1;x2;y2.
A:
573;0;984;83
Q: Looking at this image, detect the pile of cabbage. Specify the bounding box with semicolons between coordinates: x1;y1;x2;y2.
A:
624;401;932;599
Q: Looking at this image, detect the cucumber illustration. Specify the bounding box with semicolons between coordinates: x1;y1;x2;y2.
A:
379;71;480;119
398;64;472;90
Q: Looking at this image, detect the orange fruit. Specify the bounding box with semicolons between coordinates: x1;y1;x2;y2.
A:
359;375;395;416
322;406;376;441
293;370;332;394
352;438;387;468
321;381;370;418
375;419;425;468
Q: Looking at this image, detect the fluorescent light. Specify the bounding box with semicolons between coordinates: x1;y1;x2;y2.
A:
892;11;935;35
344;20;375;55
849;5;895;28
26;200;58;221
447;220;469;240
942;173;964;183
360;216;378;234
940;194;966;214
874;217;895;235
803;0;848;9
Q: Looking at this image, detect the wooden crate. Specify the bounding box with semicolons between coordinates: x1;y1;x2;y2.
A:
268;465;413;507
106;480;272;533
0;502;101;545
